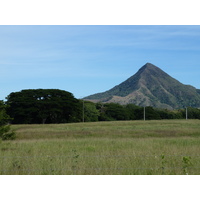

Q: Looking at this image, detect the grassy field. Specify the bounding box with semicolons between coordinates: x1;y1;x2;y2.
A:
1;120;200;175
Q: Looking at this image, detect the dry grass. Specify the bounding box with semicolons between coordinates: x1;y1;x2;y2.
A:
12;119;200;140
1;120;200;175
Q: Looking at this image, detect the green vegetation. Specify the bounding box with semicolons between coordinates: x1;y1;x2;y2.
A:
1;120;200;175
5;89;200;124
83;101;99;122
0;101;16;140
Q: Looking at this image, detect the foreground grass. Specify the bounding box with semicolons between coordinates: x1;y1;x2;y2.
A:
1;120;200;175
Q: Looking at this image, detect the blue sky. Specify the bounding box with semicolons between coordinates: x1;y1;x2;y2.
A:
1;25;200;100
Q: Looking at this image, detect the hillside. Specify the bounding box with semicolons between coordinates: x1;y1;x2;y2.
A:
84;63;200;109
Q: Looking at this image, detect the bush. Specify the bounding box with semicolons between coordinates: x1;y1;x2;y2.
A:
2;130;16;140
0;101;16;140
0;125;16;140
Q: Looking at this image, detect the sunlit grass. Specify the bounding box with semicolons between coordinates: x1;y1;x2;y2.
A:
1;120;200;175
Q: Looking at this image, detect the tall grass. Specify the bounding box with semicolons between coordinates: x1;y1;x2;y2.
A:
1;120;200;175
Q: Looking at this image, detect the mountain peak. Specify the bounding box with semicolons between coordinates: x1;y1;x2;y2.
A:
144;62;156;67
84;63;200;109
139;62;159;72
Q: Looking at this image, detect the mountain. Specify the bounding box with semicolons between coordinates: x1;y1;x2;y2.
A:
84;63;200;109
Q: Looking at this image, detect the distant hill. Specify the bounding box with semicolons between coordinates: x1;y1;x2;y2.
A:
84;63;200;109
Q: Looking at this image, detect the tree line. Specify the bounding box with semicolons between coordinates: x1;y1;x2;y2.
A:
2;89;200;125
85;102;200;122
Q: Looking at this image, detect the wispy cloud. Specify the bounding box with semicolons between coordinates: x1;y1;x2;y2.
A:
1;25;200;100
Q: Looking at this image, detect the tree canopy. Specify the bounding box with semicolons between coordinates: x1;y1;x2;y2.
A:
6;89;82;124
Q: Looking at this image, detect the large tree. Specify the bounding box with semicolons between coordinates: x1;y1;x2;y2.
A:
83;101;99;122
6;89;82;124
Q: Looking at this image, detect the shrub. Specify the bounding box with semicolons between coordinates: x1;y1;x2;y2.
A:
0;101;16;140
1;128;16;141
